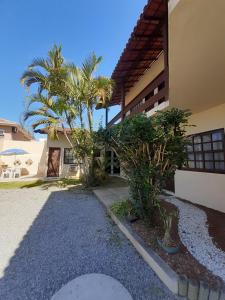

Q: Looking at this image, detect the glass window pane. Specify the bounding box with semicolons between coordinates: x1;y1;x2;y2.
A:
205;161;214;169
195;153;203;160
203;143;212;151
194;135;201;144
188;153;194;160
196;161;204;169
214;152;224;161
186;145;193;152
204;152;214;160
213;141;223;150
215;162;225;170
212;131;223;141
194;144;202;151
202;134;211;143
188;161;195;168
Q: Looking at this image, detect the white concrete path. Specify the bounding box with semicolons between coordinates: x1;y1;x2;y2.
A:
51;273;133;300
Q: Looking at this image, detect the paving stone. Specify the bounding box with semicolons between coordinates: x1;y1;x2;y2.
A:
198;281;209;300
187;279;199;300
178;275;188;297
208;288;220;300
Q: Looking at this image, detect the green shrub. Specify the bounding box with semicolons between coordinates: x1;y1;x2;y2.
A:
99;108;191;224
111;199;135;218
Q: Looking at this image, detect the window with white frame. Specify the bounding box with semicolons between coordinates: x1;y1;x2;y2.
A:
64;148;76;164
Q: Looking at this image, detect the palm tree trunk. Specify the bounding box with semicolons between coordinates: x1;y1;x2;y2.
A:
79;103;84;128
87;106;93;133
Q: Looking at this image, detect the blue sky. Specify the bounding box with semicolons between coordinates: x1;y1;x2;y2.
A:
0;0;147;134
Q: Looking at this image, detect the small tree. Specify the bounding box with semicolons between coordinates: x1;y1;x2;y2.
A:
99;108;190;223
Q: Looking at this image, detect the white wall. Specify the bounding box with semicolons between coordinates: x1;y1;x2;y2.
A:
46;133;81;178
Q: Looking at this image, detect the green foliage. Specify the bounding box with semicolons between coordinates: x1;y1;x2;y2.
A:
111;199;135;218
21;45;114;187
99;108;191;222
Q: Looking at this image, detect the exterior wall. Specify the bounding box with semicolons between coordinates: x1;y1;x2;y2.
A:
0;139;46;176
169;0;225;114
175;103;225;213
125;53;164;106
0;125;30;141
46;133;81;178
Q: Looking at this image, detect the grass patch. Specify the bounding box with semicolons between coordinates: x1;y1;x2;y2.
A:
0;178;81;189
111;199;134;218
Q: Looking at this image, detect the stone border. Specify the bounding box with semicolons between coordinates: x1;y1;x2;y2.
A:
93;190;225;300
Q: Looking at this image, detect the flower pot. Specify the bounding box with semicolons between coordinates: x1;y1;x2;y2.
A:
157;238;179;254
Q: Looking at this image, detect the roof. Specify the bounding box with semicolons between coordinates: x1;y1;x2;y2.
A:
0;118;33;140
110;0;167;106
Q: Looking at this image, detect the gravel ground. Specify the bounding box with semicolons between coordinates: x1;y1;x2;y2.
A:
0;187;179;300
166;196;225;282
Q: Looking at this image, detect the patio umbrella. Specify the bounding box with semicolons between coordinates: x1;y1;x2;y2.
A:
0;148;29;178
0;148;29;156
0;148;29;165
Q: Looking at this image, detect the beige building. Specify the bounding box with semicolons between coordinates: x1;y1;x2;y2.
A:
0;118;46;177
38;129;81;179
106;0;225;213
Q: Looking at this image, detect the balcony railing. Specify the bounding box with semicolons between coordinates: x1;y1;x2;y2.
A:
107;70;168;128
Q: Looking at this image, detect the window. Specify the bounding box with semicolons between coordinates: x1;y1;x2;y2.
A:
0;129;4;137
185;129;225;173
64;148;76;164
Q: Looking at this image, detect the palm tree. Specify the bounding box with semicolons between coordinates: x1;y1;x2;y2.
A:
79;53;114;133
21;46;114;186
24;93;74;146
21;45;67;97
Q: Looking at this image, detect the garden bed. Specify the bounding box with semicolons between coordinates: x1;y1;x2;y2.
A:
130;199;224;290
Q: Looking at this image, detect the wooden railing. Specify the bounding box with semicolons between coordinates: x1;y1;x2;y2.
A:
107;70;168;128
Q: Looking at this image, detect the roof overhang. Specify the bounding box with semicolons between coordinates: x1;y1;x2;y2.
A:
109;0;167;106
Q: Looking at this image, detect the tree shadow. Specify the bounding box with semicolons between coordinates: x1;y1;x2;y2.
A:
0;187;175;300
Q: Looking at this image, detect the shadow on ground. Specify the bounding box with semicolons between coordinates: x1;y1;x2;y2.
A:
0;186;177;300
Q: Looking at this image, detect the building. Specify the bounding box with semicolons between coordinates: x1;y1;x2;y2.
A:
37;128;81;179
0;118;46;177
106;0;225;213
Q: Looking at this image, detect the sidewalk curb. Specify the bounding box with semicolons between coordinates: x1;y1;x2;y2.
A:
93;189;179;294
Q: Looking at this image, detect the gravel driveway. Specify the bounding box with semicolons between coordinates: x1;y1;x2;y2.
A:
0;187;178;300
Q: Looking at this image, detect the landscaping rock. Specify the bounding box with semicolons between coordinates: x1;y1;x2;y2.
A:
166;196;225;282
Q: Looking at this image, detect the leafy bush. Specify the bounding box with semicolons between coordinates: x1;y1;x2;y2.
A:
111;199;135;218
99;108;190;223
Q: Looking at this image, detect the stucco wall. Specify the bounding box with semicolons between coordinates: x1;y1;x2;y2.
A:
175;103;225;213
125;53;164;106
169;0;225;114
1;139;46;176
47;134;81;178
0;125;30;141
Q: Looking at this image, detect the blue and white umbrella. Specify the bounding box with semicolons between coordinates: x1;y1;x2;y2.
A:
0;148;29;156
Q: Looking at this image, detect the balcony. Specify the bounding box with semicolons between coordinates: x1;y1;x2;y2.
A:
107;70;168;128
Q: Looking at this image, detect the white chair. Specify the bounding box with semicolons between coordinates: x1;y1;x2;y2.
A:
13;168;21;178
1;168;13;178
